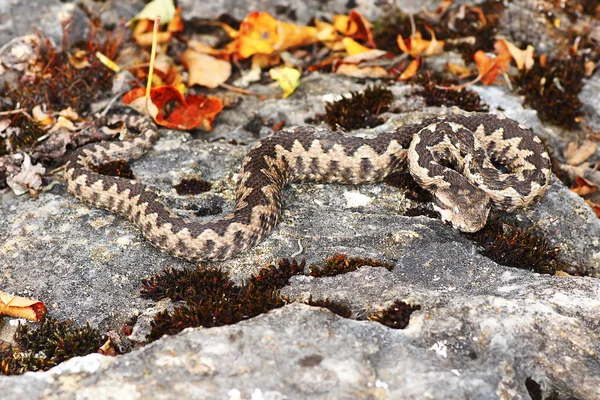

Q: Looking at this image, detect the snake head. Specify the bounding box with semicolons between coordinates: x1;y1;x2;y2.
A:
432;186;491;232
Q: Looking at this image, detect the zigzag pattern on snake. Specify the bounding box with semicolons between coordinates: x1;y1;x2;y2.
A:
65;113;552;261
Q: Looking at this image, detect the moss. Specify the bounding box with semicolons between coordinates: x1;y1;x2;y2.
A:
304;296;352;318
511;54;586;129
0;317;103;375
91;160;135;179
0;114;46;156
145;259;305;342
368;299;421;329
465;217;568;275
174;178;212;195
309;253;393;277
0;21;123;159
323;86;394;130
415;74;489;112
373;1;504;60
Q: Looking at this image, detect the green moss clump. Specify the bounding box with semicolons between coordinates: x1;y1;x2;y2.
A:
0;317;103;375
309;254;393;277
368;299;421;329
324;86;394;130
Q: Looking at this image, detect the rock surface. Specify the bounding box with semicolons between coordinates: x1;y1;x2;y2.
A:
1;1;600;399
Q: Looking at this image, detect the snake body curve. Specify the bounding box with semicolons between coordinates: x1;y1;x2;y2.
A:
65;113;552;261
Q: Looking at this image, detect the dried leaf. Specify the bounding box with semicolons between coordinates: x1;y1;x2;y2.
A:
564;140;598;165
398;59;420;80
314;20;339;42
571;176;597;196
0;290;47;321
123;86;224;131
133;19;172;46
95;51;121;72
473;40;511;85
333;10;375;47
269;66;301;98
32;105;54;126
342;37;371;55
187;40;223;56
68;49;90;69
182;50;231;88
397;27;444;58
6;153;46;195
129;0;176;25
446;62;474;79
585;199;600;217
225;12;318;59
335;63;390;78
342;49;387;63
498;38;534;71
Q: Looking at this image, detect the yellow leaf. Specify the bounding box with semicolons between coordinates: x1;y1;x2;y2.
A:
129;0;176;25
269;67;301;98
342;37;371;55
314;20;338;42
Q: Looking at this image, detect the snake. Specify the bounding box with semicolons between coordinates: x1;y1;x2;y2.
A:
65;112;552;261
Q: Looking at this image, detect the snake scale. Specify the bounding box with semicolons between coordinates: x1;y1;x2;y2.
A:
65;112;552;261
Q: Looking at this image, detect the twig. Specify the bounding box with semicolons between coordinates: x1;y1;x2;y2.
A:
291;239;304;258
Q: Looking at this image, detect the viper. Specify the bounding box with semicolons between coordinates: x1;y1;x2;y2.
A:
65;112;552;261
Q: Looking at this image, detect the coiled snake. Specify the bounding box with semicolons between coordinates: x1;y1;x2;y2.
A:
65;113;552;261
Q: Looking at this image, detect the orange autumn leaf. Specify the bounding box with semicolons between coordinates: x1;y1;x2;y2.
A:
333;10;376;48
585;199;600;217
571;176;597;196
181;50;231;88
0;290;47;321
497;37;534;71
123;86;223;131
473;40;511;85
398;59;420;80
397;27;444;58
225;12;318;59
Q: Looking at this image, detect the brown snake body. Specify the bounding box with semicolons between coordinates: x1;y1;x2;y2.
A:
65;113;552;261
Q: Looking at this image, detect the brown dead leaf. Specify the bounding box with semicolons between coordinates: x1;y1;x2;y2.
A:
564;140;598;165
342;49;388;64
585;199;600;217
446;62;474;79
182;50;231;88
333;10;376;48
68;49;91;69
334;63;390;78
571;176;597;196
32;105;54;127
473;40;511;85
397;27;444;58
187;40;224;56
0;290;47;321
497;37;534;71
